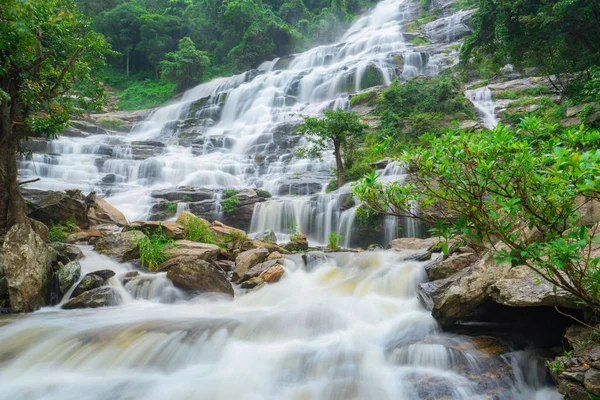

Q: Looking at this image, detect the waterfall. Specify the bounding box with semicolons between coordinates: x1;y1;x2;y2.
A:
466;87;499;129
0;248;561;399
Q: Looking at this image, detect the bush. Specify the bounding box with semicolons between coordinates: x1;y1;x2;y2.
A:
256;189;272;198
222;189;240;199
224;229;248;249
325;179;338;193
355;205;382;229
345;162;374;182
222;196;240;213
184;218;216;244
350;90;378;107
328;232;343;250
49;222;67;242
137;227;174;272
118;79;176;111
166;202;177;217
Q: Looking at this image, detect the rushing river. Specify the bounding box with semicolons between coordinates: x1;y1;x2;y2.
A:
0;248;560;399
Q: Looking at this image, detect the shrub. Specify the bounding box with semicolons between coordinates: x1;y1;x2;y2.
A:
222;196;240;213
222;189;240;199
355;205;382;229
49;222;67;242
256;189;272;198
118;79;175;111
350;90;378;107
224;229;248;249
325;179;338;193
328;232;343;250
166;202;177;217
137;227;174;272
184;218;216;244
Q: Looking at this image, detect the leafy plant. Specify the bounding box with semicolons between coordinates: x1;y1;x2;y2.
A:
166;202;177;216
137;226;174;272
222;189;240;199
224;229;248;249
182;195;192;202
256;189;272;198
328;232;343;250
49;222;67;242
222;196;240;213
355;204;382;229
325;179;339;193
184;218;216;244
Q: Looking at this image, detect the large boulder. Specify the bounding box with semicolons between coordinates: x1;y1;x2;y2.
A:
123;221;185;240
29;219;49;242
240;239;289;254
62;286;122;309
284;234;308;252
58;261;81;295
22;189;90;229
166;256;233;296
389;237;441;251
94;231;146;262
237;259;280;283
233;248;269;282
2;223;56;312
176;211;210;228
425;252;478;281
209;220;245;239
161;241;224;266
49;242;83;264
260;263;285;283
86;193;128;226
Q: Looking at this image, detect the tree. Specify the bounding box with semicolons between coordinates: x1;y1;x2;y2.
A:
0;0;111;235
160;37;210;93
354;117;600;312
295;109;367;187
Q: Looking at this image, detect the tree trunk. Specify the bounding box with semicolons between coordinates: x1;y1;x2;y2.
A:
0;102;29;236
334;140;344;188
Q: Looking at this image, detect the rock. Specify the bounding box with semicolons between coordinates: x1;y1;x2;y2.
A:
86;193;128;226
253;230;277;243
90;269;116;281
260;263;285;283
161;241;224;265
417;278;454;311
214;260;235;272
237;260;280;283
58;261;81;295
22;188;90;229
404;250;432;262
29;219;49;242
151;188;215;202
242;240;290;254
123;221;185;240
426;253;478;281
94;231;146;262
233;248;270;282
0;254;9;309
459;120;481;131
176;211;210;228
2;223;56;312
121;271;139;285
487;266;579;308
70;273;106;298
210;220;245;239
267;251;284;261
166;256;233;296
49;242;83;264
566;104;586;118
65;231;91;244
338;193;355;211
284;233;308;252
63;286;122;309
584;368;600;396
422;9;476;43
241;277;264;289
389;237;441;251
561;117;582;127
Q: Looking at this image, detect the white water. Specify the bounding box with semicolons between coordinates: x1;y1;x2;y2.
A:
0;248;560;399
19;0;442;247
466;87;499;129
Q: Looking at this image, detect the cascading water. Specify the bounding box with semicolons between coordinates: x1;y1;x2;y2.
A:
466;87;499;129
0;247;561;399
18;0;442;247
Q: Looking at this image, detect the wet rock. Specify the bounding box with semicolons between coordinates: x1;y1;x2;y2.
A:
284;234;308;252
58;261;81;295
151;188;215;202
276;179;322;196
459;120;481;131
233;248;270;282
237;260;280;283
338;193;355;211
585;368;600;396
241;277;263;289
267;251;284;261
214;260;235;272
210;220;246;239
166;256;233;296
425;252;478;281
162;241;224;265
65;231;91;244
2;223;56;312
63;286;122;309
86;193;128;226
91;269;116;281
422;10;476;44
260;263;285;283
241;240;289;254
388;237;441;251
22;188;90;229
29;219;49;242
70;273;106;298
123;221;185;240
221;203;257;231
404;250;432;262
253;230;277;243
49;242;84;264
94;231;146;262
121;271;139;285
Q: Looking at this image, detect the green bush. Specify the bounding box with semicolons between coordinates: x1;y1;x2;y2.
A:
345;162;374;182
350;90;378;107
325;179;338;193
184;218;216;244
222;189;240;199
166;202;177;217
222;196;240;213
411;37;430;46
118;79;176;111
49;222;67;242
137;227;174;272
327;231;343;250
256;189;272;198
355;205;382;229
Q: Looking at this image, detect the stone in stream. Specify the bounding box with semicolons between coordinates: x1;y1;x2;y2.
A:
166;256;233;296
94;230;146;262
58;261;82;295
86;192;128;226
252;230;277;243
260;263;285;283
63;286;122;309
49;242;84;264
237;260;280;283
284;233;308;252
70;273;106;298
2;223;56;313
233;248;269;282
161;241;224;266
22;188;90;229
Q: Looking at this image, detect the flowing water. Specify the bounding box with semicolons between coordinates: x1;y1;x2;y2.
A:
18;0;442;247
0;248;560;399
466;87;499;129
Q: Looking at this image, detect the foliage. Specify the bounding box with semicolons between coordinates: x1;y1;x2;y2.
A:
354;117;600;311
49;222;67;242
584;66;600;102
461;0;600;91
325;179;338;193
350;90;378;107
327;231;343;250
222;189;240;199
256;189;272;198
295;109;367;186
118;78;175;110
222;196;240;213
160;37;210;93
493;85;552;100
184;218;216;244
355;204;382;229
411;37;429;46
224;229;248;249
137;226;173;271
289;222;302;241
166;202;177;217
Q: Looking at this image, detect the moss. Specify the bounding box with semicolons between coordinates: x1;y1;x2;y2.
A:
97;117;127;132
325;179;338;193
256;189;272;198
359;65;385;90
350;90;378;106
222;189;240;199
222;196;240;213
411;37;430;46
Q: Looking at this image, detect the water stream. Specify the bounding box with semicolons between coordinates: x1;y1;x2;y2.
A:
18;0;440;247
0;248;560;399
